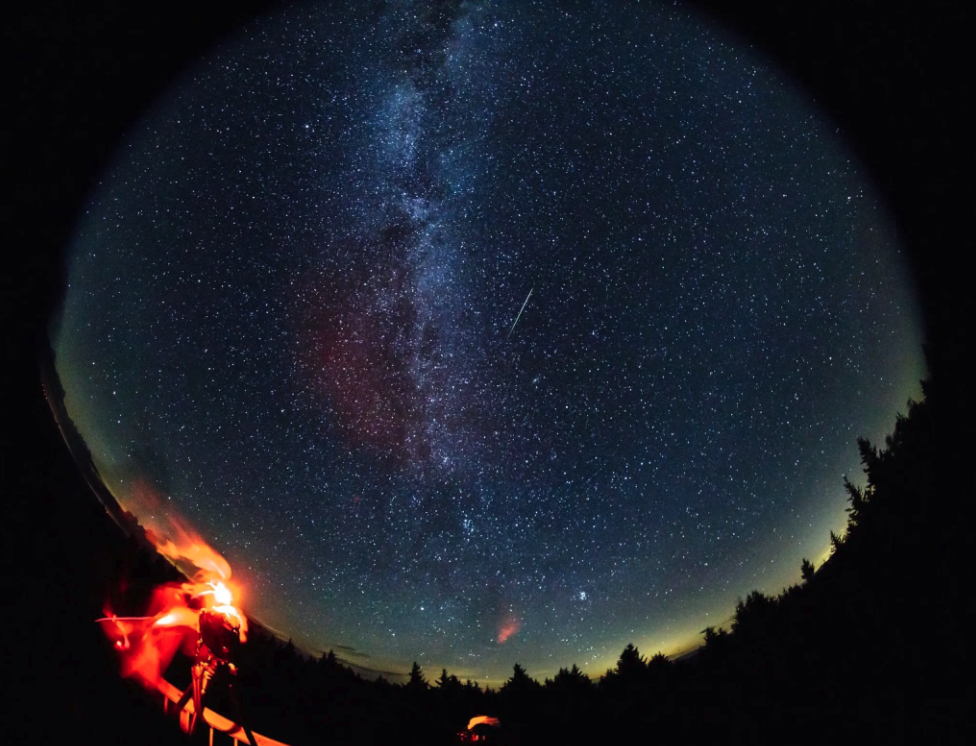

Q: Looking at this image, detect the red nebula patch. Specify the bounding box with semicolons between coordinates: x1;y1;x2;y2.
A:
293;261;416;460
497;612;520;643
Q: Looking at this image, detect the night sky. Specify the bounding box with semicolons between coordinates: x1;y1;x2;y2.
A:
52;0;924;684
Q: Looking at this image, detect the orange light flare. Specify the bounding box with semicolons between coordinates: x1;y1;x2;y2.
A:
97;583;200;686
463;715;501;742
196;580;249;642
467;715;501;730
96;494;249;687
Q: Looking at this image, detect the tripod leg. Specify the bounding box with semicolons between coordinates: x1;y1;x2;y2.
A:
175;681;193;711
189;663;204;734
174;673;195;732
240;721;259;746
190;662;216;736
227;676;259;746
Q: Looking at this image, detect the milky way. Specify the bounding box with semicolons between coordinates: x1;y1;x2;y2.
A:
54;0;923;683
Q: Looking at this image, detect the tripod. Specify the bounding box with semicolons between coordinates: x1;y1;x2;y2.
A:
173;611;258;745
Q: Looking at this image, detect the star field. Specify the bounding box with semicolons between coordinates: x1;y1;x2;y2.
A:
53;0;923;683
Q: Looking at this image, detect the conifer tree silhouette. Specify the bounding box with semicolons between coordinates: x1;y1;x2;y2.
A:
406;661;427;691
615;642;647;683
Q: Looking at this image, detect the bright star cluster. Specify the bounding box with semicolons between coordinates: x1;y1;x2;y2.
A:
53;0;922;683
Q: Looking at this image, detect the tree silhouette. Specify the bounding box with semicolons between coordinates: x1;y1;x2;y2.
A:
647;651;671;669
843;476;868;528
405;661;427;691
829;529;844;555
645;651;672;694
619;642;644;671
550;663;591;691
732;591;774;630
502;663;539;694
614;642;646;683
435;668;462;692
701;624;731;664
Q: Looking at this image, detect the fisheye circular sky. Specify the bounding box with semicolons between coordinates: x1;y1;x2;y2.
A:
53;0;923;684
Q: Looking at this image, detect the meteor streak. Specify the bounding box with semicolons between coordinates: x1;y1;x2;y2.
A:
508;288;533;337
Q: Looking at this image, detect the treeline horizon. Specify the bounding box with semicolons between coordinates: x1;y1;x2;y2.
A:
86;355;968;745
